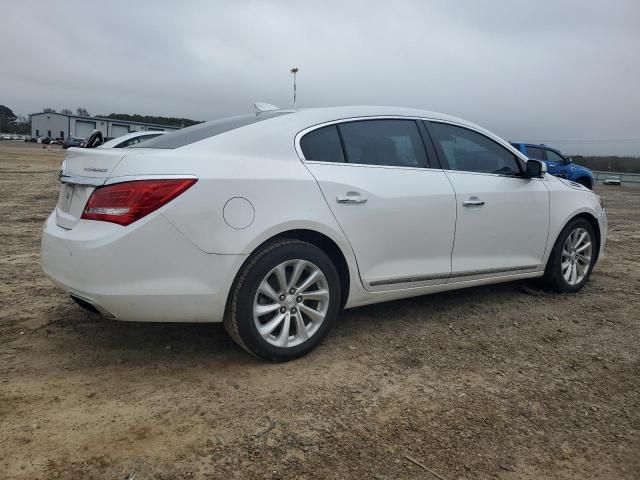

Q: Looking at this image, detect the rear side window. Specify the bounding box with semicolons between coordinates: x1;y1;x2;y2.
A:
429;122;521;175
526;145;545;160
133;112;291;149
300;125;344;163
338;120;428;168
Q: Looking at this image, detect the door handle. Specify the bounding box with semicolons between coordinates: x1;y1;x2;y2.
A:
463;197;485;207
336;192;368;204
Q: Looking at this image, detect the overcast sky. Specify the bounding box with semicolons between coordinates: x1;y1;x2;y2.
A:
3;0;639;154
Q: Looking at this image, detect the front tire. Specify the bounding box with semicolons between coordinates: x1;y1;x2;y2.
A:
543;218;597;293
224;239;341;361
576;177;593;190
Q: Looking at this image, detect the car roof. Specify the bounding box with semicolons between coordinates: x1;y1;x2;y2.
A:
158;105;528;162
288;105;476;128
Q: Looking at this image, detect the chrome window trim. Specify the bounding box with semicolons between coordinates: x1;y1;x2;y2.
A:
440;168;545;180
294;115;441;170
427;119;528;174
294;116;530;175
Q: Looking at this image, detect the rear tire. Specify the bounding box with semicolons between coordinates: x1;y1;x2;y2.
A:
542;218;596;293
224;239;341;361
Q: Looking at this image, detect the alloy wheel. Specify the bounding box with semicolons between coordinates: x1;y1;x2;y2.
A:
253;259;330;348
561;227;592;285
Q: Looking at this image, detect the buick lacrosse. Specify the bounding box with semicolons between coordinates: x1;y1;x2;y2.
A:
41;105;607;360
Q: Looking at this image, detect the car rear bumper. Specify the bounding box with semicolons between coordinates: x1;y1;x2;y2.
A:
41;212;246;322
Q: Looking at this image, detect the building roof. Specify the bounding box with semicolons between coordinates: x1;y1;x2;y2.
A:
29;111;179;129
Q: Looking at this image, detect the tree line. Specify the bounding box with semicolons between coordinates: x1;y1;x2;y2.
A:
573;156;640;173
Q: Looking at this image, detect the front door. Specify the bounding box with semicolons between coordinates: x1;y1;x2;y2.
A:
427;121;550;279
299;119;456;290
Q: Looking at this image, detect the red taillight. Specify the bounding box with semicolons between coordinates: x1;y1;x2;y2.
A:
81;178;197;226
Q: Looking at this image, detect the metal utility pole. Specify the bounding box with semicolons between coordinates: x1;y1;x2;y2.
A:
290;67;299;109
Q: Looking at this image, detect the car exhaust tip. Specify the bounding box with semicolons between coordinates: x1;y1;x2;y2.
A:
70;294;116;319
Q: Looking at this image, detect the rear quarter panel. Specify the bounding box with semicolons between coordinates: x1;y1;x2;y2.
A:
108;131;367;305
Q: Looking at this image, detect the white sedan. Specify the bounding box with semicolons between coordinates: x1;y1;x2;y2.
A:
41;106;607;360
98;130;166;148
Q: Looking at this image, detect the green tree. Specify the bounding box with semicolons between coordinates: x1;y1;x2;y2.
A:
76;107;90;117
0;105;17;132
60;108;73;115
43;107;56;113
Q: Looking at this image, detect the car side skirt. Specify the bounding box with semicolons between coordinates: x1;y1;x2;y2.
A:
368;264;539;287
344;270;544;309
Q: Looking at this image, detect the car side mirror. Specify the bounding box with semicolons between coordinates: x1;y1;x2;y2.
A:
525;159;546;178
565;157;572;164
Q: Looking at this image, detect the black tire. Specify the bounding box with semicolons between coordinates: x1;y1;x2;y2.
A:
542;218;597;293
576;177;593;190
224;239;341;361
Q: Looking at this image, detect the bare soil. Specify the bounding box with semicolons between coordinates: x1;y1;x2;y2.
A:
1;141;639;480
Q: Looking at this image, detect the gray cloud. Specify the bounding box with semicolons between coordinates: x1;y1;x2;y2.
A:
2;0;639;154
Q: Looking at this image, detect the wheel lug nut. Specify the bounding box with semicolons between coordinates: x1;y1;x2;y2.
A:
289;288;295;294
279;294;285;301
291;307;297;314
296;296;302;303
280;307;286;313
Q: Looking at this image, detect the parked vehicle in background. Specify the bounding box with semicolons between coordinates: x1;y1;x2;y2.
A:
510;142;594;189
63;137;85;149
41;105;607;361
603;176;621;185
98;130;166;149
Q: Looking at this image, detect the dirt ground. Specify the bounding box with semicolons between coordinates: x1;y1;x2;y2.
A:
1;141;638;480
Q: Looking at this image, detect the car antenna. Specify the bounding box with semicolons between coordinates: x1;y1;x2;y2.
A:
253;102;280;115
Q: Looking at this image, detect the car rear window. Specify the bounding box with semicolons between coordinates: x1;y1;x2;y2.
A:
132;112;291;149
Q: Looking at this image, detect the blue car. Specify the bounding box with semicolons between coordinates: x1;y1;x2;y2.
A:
510;142;593;189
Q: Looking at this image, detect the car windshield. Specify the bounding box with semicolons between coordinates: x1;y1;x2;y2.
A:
132;112;291;149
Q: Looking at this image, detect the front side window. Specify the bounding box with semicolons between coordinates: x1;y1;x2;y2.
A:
526;145;544;160
545;149;565;163
300;125;344;163
337;119;428;168
429;122;521;175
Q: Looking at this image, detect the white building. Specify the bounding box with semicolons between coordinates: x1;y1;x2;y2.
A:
30;112;180;140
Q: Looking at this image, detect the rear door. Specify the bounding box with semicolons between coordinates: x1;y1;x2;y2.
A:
300;118;456;290
426;122;549;279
